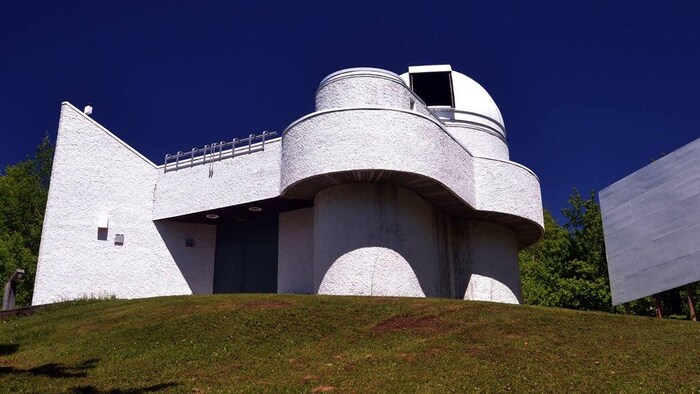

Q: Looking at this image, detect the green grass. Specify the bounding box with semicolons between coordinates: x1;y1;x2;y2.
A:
1;294;699;393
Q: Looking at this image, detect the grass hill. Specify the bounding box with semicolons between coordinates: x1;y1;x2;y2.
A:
0;294;698;393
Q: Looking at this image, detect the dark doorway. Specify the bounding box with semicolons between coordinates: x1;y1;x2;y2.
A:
213;214;279;293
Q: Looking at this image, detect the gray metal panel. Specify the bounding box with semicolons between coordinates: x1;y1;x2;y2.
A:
600;137;700;305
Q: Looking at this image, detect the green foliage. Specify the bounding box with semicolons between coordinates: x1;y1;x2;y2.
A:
0;135;53;306
520;189;619;312
521;189;700;319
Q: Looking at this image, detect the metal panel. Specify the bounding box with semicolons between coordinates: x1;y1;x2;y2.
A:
600;137;700;305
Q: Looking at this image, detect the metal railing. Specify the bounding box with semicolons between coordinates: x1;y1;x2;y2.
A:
163;131;277;173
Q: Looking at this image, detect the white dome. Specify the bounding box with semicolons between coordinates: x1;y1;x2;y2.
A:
400;65;505;137
450;71;504;127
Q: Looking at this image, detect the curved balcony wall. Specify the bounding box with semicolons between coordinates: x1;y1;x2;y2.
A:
281;107;543;248
316;68;433;118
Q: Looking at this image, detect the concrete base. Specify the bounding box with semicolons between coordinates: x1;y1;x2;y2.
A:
312;183;522;303
314;183;446;297
464;221;521;304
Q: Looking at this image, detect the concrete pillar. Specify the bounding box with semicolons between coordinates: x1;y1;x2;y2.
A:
464;221;521;304
313;183;453;298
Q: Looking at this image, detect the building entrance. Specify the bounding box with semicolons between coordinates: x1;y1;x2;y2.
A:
213;214;278;293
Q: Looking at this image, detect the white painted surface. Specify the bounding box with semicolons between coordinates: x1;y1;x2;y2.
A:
35;64;543;306
314;183;451;298
282;108;477;207
464;221;521;304
400;67;505;136
317;68;433;118
278;208;314;294
33;103;216;305
153;140;281;220
445;124;509;160
282;107;543;230
473;157;543;228
318;247;425;297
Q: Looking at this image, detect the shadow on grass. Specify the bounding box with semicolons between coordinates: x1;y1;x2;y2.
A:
0;343;20;355
0;358;99;378
70;383;177;393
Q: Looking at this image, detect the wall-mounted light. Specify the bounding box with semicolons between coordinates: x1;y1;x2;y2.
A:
206;214;219;219
248;206;262;212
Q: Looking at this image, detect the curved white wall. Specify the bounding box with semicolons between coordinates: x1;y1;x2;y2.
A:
36;65;543;306
316;68;433;117
314;183;452;297
445;124;510;160
312;183;521;303
281;108;543;238
281;108;476;205
464;221;521;304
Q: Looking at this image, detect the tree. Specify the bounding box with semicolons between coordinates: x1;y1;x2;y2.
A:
0;135;53;306
520;190;618;312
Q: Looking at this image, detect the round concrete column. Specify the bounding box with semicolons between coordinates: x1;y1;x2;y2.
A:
463;221;522;304
313;183;452;297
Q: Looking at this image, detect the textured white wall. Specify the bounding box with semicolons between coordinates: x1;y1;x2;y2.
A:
153;140;281;220
464;221;521;304
36;65;543;306
445;124;509;160
154;221;216;294
314;183;452;297
282;108;543;230
316;68;433;117
33;103;216;305
281;108;477;206
277;208;314;294
473;157;543;228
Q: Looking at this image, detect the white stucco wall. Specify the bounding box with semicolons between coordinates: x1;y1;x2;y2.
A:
33;103;216;305
153;139;281;220
282;108;543;235
473;157;543;229
445;124;509;160
281;108;477;206
316;68;433;118
35;65;543;306
277;207;314;294
314;183;453;297
464;221;521;304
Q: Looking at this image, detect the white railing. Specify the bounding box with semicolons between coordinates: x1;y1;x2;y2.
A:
163;131;277;172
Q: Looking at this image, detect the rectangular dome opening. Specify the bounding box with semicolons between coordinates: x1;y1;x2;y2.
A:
410;71;454;107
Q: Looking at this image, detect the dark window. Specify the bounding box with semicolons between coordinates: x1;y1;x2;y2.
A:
410;72;454;107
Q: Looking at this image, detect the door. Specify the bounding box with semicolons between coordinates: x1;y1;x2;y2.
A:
213;214;279;293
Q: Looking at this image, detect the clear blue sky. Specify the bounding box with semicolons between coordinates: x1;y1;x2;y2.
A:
2;1;699;222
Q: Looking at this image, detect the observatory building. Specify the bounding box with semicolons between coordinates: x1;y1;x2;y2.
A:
32;65;544;305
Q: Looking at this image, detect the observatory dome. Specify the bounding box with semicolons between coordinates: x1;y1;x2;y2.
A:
400;65;505;138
